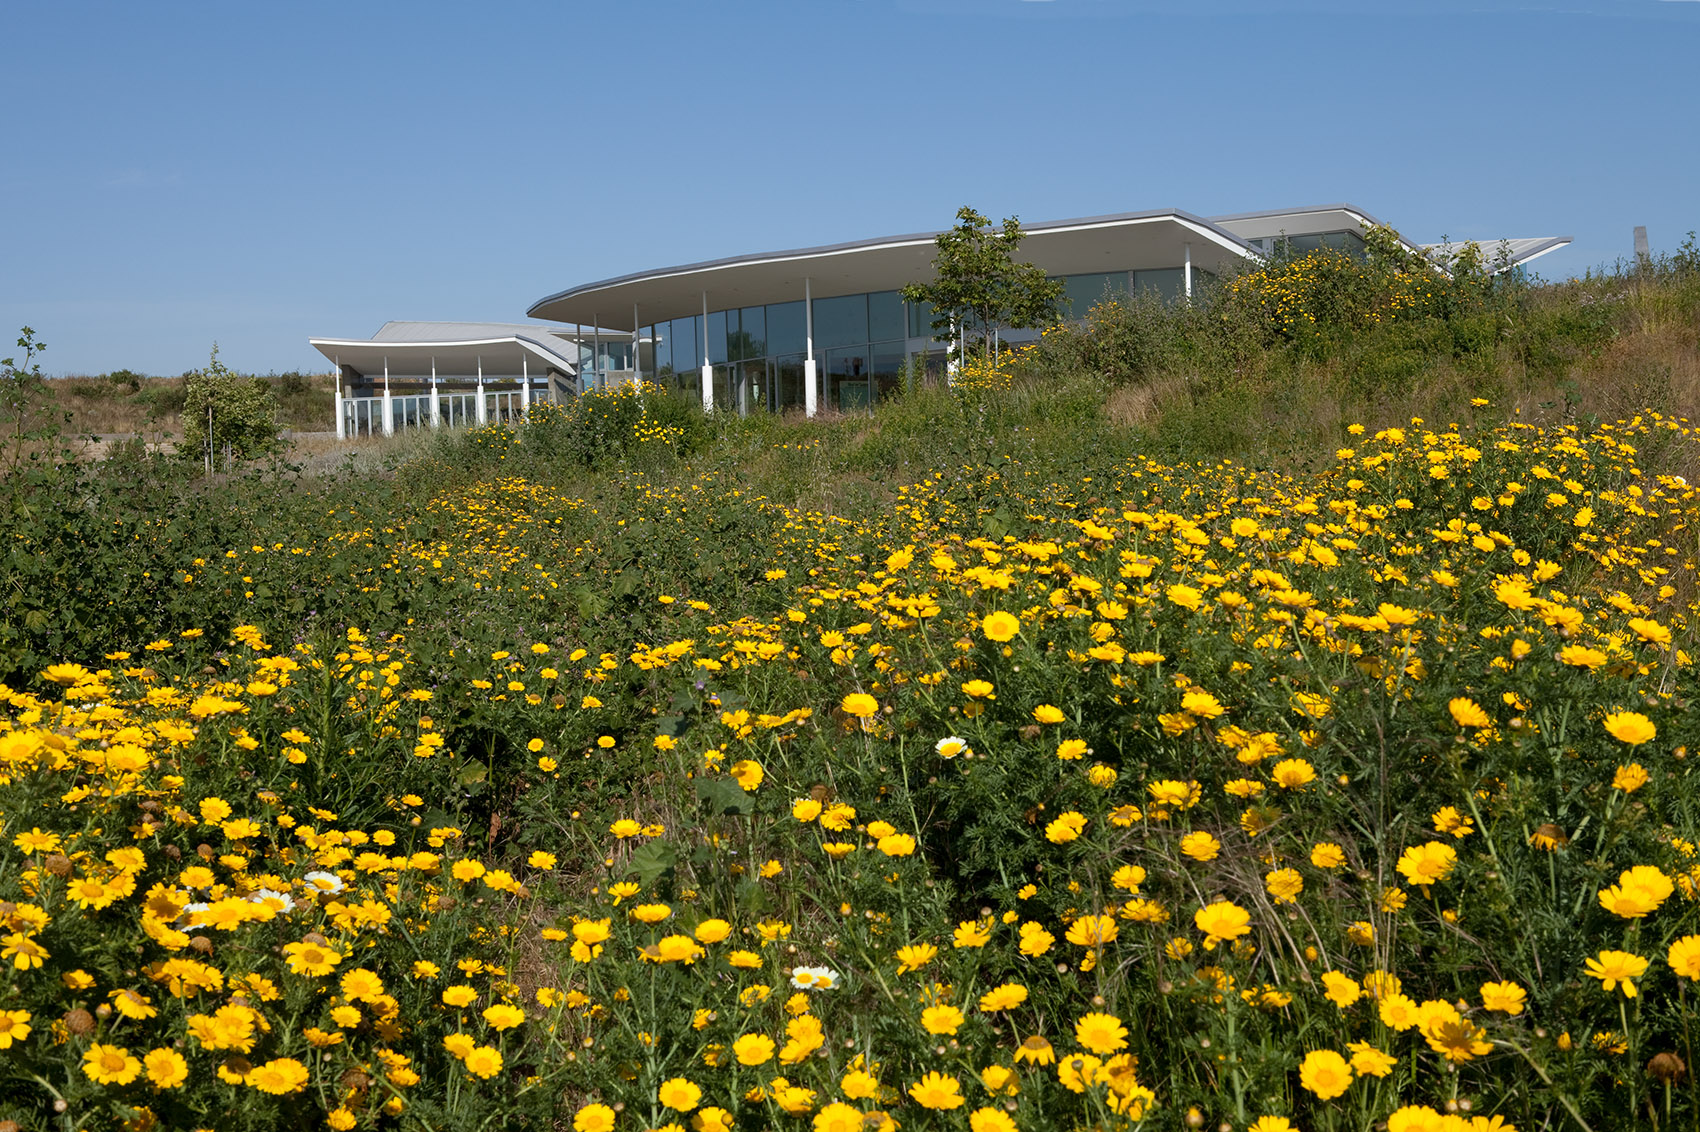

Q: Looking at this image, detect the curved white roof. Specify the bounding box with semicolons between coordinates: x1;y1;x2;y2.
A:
528;209;1259;332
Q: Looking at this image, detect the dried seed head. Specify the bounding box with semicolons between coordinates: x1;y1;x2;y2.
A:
1649;1052;1688;1083
64;1008;95;1036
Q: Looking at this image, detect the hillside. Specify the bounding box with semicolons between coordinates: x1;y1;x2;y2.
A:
1;245;1699;1132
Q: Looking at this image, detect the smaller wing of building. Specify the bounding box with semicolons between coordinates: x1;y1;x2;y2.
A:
309;321;586;390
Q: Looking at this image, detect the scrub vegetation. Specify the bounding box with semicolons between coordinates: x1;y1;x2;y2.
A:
4;237;1700;1132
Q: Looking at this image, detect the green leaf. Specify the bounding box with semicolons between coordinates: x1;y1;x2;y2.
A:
695;776;753;816
625;840;678;888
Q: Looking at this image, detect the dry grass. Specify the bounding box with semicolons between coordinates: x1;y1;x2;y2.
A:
45;372;336;436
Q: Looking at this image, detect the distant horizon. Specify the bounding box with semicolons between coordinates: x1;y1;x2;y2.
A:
5;0;1696;377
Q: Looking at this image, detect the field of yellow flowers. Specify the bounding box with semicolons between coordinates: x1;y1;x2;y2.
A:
4;382;1699;1132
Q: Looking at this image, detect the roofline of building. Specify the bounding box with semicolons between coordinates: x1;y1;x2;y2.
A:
526;208;1257;320
1207;202;1389;229
309;333;580;373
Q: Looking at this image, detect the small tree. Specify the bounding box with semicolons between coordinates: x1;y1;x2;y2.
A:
1;327;57;477
179;344;280;472
902;206;1065;366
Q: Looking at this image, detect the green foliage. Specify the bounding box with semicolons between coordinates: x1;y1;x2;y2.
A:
1;327;61;475
178;344;281;469
901;206;1065;365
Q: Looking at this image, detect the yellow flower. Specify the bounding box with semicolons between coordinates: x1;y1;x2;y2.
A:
482;1004;525;1030
921;1005;965;1035
1480;981;1527;1014
908;1070;964;1110
1396;841;1458;888
730;760;764;791
896;943;938;974
733;1033;775;1065
954;918;993;948
1297;1049;1353;1100
1585;950;1650;997
1179;831;1221;861
1013;1035;1056;1065
961;679;995;699
1032;704;1066;724
1379;992;1420;1030
0;1010;31;1050
840;693;879;718
1270;758;1316;789
658;1077;702;1112
1193;901;1251;949
1613;763;1650;792
1310;842;1346;868
249;1057;312;1094
282;940;343;977
573;1103;617;1132
83;1043;142;1086
1074;1011;1128;1054
1265;867;1303;903
1669;935;1700;979
979;982;1029;1012
1321;970;1362;1008
1045;811;1087;843
1346;1041;1396;1078
462;1046;503;1079
981;611;1021;642
1449;698;1491;728
1602;711;1655;745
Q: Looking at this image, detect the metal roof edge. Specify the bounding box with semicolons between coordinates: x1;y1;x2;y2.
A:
527;208;1256;319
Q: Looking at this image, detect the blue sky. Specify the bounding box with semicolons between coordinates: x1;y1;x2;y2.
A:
4;0;1697;376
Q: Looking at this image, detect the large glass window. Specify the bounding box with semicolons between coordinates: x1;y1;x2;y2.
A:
672;316;699;373
813;295;868;351
706;311;728;366
772;353;805;414
869;291;904;343
767;301;805;356
652;321;672;376
735;306;766;361
907;298;937;339
1063;272;1130;319
1133;268;1185;303
825;347;870;412
870;339;905;402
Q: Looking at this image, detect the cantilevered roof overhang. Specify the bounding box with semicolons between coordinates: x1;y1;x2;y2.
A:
1420;236;1573;275
528;209;1258;332
1208;204;1389;242
310;323;581;379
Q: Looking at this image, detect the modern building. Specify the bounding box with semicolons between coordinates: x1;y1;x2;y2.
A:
310;321;600;438
314;204;1569;434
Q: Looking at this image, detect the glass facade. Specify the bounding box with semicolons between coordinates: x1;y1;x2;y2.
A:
629;264;1206;413
1244;230;1368;259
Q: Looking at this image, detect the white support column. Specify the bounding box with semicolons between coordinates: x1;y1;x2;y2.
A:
382;357;394;436
699;291;714;412
632;303;642;388
592;317;601;392
521;355;531;416
947;317;960;384
430;357;441;428
333;357;345;440
1184;242;1193;302
476;356;488;425
803;277;817;417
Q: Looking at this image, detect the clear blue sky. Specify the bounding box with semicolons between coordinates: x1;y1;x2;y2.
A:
5;0;1697;376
